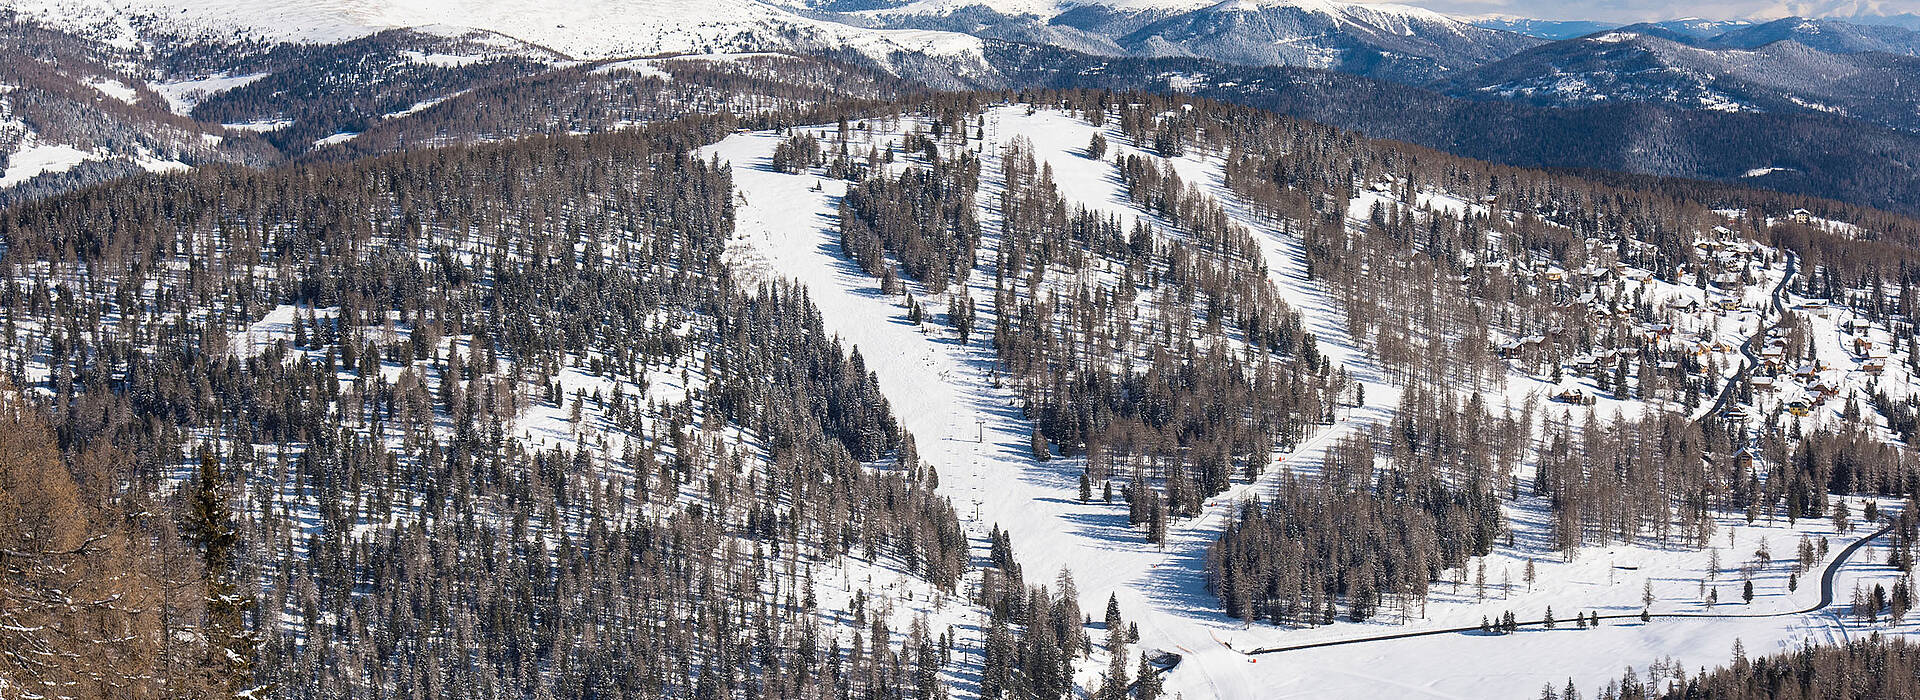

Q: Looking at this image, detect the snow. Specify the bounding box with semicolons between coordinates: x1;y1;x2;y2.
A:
590;58;673;81
151;72;270;115
86;76;140;103
663;51;788;61
223;119;293;132
709;107;1404;698
0;136;98;187
382;92;467;120
135;149;190;173
855;0;1457;24
399;49;482;67
312;131;359;148
231;303;299;357
7;0;990;72
708;105;1920;699
1201;0;1461;30
711;110;1281;699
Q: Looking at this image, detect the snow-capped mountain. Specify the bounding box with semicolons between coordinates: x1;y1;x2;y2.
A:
1468;16;1619;39
1705;16;1920;54
1;0;993;74
1434;28;1920;132
1641;17;1757;38
1111;0;1540;82
808;0;1543;83
1752;0;1916;21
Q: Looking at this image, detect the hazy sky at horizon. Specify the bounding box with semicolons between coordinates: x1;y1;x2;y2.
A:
1367;0;1920;23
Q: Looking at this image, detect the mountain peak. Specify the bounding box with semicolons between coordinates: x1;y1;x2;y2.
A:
2;0;990;60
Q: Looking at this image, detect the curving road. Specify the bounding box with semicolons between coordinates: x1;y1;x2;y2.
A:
1241;523;1891;656
1700;250;1797;425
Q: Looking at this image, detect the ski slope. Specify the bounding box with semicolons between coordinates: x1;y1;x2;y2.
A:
708;105;1920;698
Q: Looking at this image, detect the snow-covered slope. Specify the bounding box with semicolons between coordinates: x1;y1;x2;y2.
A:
0;26;272;206
1706;16;1920;54
810;0;1541;83
704;103;1920;699
2;0;991;70
1115;0;1538;81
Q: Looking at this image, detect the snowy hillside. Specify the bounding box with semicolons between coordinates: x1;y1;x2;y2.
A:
818;0;1541;83
1;0;992;70
10;0;1920;689
706;102;1920;697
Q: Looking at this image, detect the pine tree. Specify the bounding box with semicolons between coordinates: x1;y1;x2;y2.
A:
1135;653;1162;700
1128;470;1151;525
183;449;256;697
1166;464;1194;518
1894;576;1913;624
1102;596;1130;700
1031;426;1051;462
982;618;1015;699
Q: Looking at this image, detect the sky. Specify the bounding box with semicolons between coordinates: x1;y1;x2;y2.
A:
1379;0;1920;22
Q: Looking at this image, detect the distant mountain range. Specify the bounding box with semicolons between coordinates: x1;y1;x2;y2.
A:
6;0;1920;213
813;0;1544;83
1433;23;1920;134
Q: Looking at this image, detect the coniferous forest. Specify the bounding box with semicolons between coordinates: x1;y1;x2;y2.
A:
9;20;1920;694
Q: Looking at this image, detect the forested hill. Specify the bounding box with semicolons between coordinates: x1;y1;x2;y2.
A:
8;88;1920;698
983;44;1920;219
0;116;994;698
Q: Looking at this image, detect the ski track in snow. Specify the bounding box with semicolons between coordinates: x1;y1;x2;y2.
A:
706;106;1920;698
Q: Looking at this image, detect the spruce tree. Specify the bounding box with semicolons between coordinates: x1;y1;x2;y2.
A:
183;449;255;698
1148;501;1168;547
1135;653;1162;700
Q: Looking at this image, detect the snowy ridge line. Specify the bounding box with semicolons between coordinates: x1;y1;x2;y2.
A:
1;0;993;72
1243;523;1894;656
